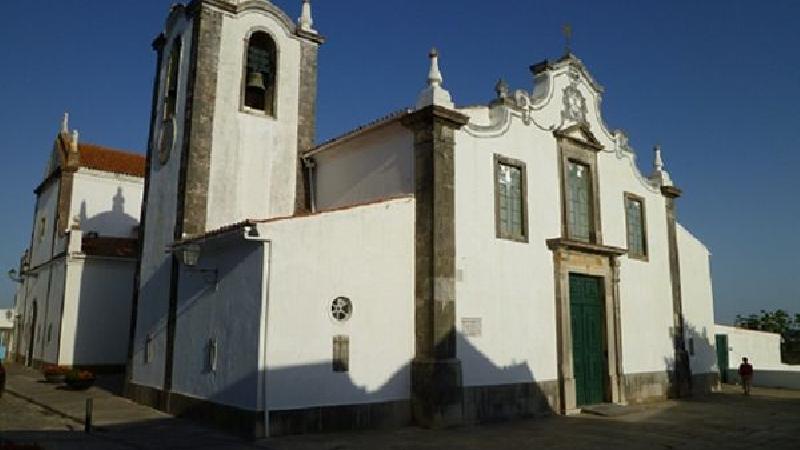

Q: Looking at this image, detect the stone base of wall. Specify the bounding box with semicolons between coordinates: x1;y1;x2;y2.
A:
269;400;411;436
126;380;563;437
126;381;265;438
462;380;558;423
623;371;671;404
691;372;720;395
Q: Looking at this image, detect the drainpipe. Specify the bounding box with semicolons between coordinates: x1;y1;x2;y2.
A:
303;157;317;214
243;226;272;437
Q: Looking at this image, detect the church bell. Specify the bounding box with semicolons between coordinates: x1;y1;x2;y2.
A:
246;71;266;92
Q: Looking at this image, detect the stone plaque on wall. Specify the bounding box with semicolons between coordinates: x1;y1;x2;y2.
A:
462;318;482;338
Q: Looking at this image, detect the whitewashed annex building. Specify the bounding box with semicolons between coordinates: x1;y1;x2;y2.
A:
12;117;145;371
126;0;719;437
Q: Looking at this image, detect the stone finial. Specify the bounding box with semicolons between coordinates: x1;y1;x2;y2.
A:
70;129;80;153
495;79;510;100
654;144;664;171
298;0;316;33
427;48;443;87
61;112;70;134
651;144;673;187
416;48;454;109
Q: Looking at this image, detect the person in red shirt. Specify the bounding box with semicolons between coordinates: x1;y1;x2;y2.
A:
738;357;754;396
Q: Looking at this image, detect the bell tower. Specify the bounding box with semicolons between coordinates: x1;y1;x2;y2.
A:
150;0;323;238
127;0;323;413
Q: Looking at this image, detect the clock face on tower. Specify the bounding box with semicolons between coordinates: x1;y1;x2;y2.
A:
158;117;176;166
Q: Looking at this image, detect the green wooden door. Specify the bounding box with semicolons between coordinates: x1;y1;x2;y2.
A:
715;334;729;383
570;274;605;406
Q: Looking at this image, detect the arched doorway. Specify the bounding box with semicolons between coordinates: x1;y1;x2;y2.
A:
27;301;37;366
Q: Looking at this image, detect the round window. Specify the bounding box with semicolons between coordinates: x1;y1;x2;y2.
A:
330;297;353;322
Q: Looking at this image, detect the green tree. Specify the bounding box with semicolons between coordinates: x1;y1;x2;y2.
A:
735;309;796;335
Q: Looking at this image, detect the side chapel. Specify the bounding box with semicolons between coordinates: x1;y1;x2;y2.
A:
126;0;719;437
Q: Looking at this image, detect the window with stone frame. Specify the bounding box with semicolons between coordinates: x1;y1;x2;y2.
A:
243;31;277;116
625;193;648;259
566;160;593;242
494;155;528;242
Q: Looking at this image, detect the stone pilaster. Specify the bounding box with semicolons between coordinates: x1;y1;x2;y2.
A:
164;2;223;409
178;2;222;237
402;105;468;428
662;185;691;398
295;38;322;214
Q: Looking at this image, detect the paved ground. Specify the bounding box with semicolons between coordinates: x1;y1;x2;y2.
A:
2;362;799;449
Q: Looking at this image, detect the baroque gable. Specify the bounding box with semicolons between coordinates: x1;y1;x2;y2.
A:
461;52;662;193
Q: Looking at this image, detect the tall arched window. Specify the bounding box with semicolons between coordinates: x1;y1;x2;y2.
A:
243;31;277;116
164;38;182;121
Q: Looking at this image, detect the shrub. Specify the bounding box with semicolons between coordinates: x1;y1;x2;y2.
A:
65;369;95;382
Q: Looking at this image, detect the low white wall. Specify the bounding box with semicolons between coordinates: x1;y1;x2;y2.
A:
725;367;800;390
259;197;415;411
715;324;782;369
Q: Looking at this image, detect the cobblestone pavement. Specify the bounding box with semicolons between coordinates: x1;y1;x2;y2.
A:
263;386;800;450
1;384;799;449
0;394;78;432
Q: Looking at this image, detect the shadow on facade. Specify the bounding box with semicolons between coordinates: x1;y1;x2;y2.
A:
662;322;720;398
69;187;138;371
78;187;138;237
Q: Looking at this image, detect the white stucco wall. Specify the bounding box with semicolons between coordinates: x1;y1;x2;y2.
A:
42;261;66;364
453;58;678;384
14;258;66;365
133;16;193;389
29;181;61;268
678;224;718;375
259;197;415;411
71;169;143;238
454;114;560;387
58;256;136;366
171;237;265;411
206;10;303;230
314;122;414;211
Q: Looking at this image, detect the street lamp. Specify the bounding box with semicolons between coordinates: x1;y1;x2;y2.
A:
7;269;24;283
180;244;202;267
175;243;217;287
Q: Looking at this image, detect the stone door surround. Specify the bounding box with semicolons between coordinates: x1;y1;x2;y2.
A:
548;238;626;414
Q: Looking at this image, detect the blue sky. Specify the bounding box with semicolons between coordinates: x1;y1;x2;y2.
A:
0;0;797;324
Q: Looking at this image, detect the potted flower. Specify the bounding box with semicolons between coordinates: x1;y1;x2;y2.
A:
64;369;95;390
41;364;69;384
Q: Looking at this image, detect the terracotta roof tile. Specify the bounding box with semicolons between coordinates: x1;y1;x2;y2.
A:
78;143;145;178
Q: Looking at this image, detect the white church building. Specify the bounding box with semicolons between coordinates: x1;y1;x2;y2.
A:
12;117;145;372
126;0;719;437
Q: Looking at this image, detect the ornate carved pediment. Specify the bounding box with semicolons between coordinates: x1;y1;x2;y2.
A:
561;83;588;125
554;123;603;151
